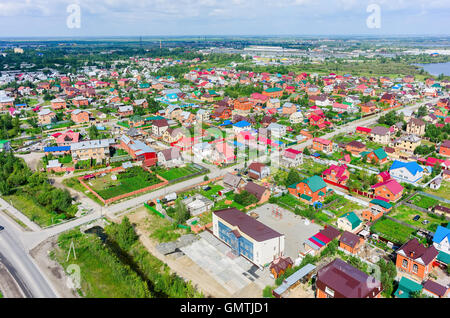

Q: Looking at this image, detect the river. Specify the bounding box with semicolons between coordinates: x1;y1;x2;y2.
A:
414;62;450;76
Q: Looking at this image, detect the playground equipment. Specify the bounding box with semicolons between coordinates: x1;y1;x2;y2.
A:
272;206;283;220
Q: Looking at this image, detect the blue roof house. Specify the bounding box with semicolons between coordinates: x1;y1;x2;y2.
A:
389;160;424;184
232;120;252;134
432;225;450;265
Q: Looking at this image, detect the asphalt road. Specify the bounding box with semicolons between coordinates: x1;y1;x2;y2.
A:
0;214;57;298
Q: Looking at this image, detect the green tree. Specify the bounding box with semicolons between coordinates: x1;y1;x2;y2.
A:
88;125;99;140
285;169;301;187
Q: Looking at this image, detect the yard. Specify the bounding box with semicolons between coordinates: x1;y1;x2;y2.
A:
371;217;416;244
153;164;204;181
389;204;446;232
424;181;450;201
298;159;327;177
409;194;439;210
89;167;164;200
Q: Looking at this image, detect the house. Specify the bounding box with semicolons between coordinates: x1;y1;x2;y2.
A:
223;172;244;190
396;238;439;280
248;162;270;180
38;109;56;126
193;142;213;160
422;280;449;298
72;96;89;107
288;175;327;205
233;97;254;112
339;231;364;254
282;102;297;115
371;179;404;202
244;181;270;205
133;99;148;108
212;208;285;268
346;141;367;157
389;160;424;184
233;120;252;134
356;126;372;135
337;212;362;233
322;164;350;187
304;226;341;256
152;119;169;137
361;199;392;222
269;257;293;279
312;138;333;154
119;135;157;166
432;225;450;259
182;194;214;216
55;131;80;147
394;277;423;298
439;140;450;157
316;258;382;298
50;98;66;110
267;123;287;139
213;142;236;163
211;106;232;120
71;109;90;124
289;111;304;124
370;126;391;144
391;134;421;154
71;139;110;163
262;87;283;98
282;148;303;167
118;105;134;118
406;118;426;136
157;148;183;168
0;140;11;152
162;128;184;144
364;148;389;164
360;101;378;114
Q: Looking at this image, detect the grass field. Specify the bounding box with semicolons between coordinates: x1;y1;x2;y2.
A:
298;159;327;177
153;164;203;181
90;167;163;200
2;194;67;227
410;194;439;209
424;181;450;201
371;217;416;244
390;205;445;232
213;191;245;211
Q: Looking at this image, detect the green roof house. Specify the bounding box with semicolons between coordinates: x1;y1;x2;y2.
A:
394;277;423;298
337;212;362;232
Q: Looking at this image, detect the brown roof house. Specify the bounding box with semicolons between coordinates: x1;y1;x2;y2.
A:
270;257;294;279
248;162;271;180
406;118;426;136
316;258;383;298
370;126;391;145
223;172;244;190
244;181;271;205
157;148;183;168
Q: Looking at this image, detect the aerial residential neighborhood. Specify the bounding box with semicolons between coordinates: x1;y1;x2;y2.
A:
0;2;449;307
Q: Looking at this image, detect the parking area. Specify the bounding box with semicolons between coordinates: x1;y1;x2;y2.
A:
180;231;273;296
251;203;323;261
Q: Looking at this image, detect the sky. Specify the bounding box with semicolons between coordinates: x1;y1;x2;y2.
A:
0;0;449;37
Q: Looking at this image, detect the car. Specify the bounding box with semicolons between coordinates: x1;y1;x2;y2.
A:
422;220;430;225
413;215;421;221
0;225;4;231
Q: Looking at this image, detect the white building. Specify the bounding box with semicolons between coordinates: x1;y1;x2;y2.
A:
213;208;285;268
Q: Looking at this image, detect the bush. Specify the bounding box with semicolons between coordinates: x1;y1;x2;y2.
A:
234;190;258;206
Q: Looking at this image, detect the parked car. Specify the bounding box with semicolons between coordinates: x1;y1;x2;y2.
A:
422;220;430;225
413;215;421;221
0;225;4;231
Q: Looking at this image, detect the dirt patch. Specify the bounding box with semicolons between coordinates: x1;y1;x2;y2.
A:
124;207;233;298
285;283;315;298
29;237;80;298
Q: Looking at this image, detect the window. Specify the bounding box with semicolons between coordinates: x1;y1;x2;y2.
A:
402;259;408;268
412;264;418;274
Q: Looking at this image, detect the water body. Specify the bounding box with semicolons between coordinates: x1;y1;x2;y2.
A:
413;62;450;76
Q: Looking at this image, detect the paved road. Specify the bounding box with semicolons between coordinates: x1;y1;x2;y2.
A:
0;214;58;298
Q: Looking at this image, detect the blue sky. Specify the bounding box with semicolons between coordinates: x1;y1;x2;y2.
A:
0;0;449;37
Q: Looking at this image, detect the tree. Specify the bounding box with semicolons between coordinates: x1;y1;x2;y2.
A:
377;259;397;298
88;125;99;140
417;106;427;118
302;147;310;156
285;169;301;187
174;200;190;224
234;190;258;206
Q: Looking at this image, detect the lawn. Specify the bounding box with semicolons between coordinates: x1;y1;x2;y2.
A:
276;194;307;210
424;181;450;201
214;192;245;211
409;194;439;210
90;167;163;200
390;204;445;232
202;184;224;200
325;195;365;217
153;164;203;181
298;159;327;177
3;194;68;227
371;218;416;244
